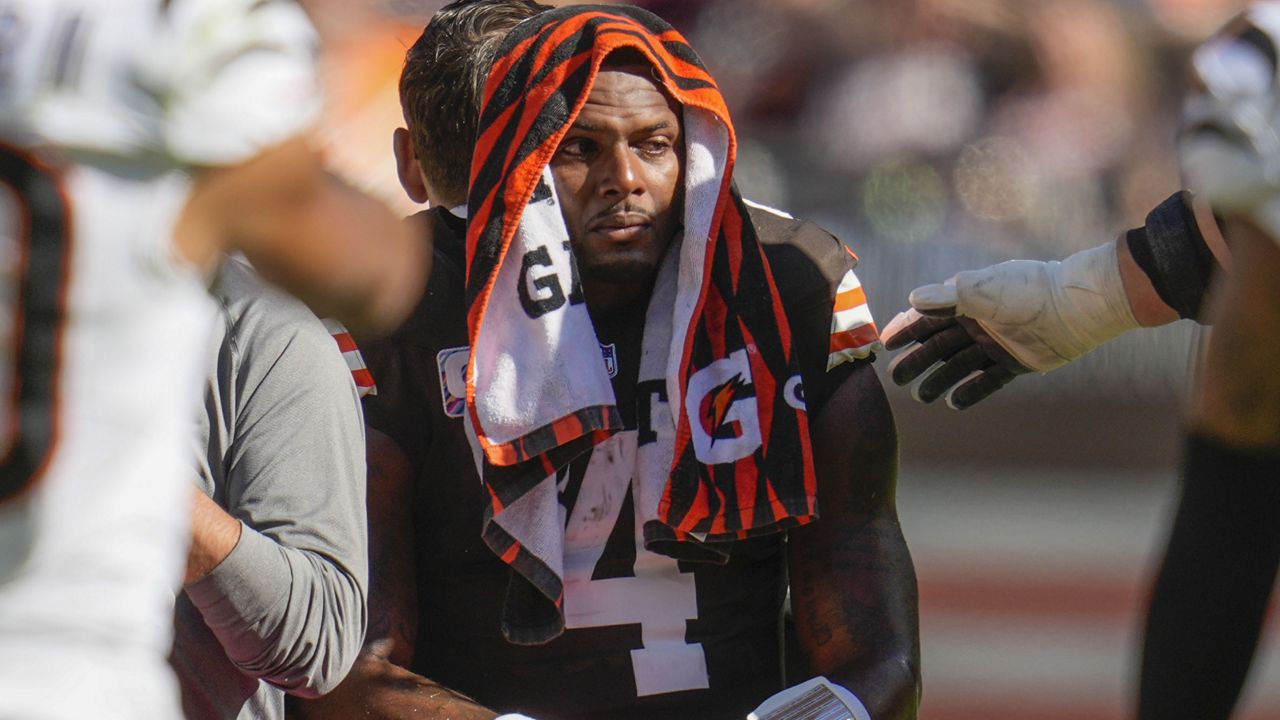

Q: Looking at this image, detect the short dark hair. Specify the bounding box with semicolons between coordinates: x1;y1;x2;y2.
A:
399;0;550;205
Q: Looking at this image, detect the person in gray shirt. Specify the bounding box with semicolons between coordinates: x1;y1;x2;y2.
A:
173;258;369;719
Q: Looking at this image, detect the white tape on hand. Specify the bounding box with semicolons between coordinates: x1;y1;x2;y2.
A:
747;676;871;720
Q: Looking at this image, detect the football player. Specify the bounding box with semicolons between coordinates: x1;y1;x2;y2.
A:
297;3;920;720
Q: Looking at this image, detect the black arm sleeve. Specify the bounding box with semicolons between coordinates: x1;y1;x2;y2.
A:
1126;190;1222;320
1137;433;1280;720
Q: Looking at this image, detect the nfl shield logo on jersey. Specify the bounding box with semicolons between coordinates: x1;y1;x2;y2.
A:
437;346;470;418
600;342;618;378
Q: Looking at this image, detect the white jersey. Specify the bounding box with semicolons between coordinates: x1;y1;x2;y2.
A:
1180;1;1280;245
0;1;321;717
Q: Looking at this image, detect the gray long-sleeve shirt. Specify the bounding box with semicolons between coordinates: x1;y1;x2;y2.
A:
173;260;369;720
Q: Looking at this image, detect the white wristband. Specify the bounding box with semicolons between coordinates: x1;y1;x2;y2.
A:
747;676;871;720
494;715;537;720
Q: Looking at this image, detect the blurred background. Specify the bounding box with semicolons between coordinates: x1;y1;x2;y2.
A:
298;0;1278;717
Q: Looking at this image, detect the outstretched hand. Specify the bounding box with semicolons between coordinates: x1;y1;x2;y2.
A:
882;245;1139;409
881;281;1030;410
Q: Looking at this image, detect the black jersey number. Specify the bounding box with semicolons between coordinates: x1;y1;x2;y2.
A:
0;144;71;504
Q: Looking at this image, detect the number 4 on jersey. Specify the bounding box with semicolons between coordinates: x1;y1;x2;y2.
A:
560;431;711;697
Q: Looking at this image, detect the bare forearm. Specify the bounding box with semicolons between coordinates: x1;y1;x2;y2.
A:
788;365;920;718
180;137;430;341
290;649;498;720
241;180;430;342
1189;218;1280;448
184;487;242;586
1117;235;1180;327
789;512;920;719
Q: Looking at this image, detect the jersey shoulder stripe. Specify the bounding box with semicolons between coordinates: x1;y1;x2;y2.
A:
828;265;880;370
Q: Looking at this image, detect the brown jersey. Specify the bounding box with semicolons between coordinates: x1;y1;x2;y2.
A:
362;205;873;720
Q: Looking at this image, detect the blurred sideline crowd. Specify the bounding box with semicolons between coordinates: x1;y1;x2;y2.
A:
313;0;1249;410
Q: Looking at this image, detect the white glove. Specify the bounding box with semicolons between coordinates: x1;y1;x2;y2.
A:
747;676;871;720
881;242;1139;408
1180;2;1280;242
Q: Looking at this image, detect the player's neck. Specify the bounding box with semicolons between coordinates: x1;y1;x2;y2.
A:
584;280;654;325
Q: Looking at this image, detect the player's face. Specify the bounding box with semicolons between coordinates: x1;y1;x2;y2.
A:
550;65;684;315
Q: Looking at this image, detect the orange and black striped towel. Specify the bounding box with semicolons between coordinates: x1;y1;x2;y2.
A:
464;4;818;644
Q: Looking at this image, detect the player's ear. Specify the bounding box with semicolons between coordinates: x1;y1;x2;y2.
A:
393;127;430;205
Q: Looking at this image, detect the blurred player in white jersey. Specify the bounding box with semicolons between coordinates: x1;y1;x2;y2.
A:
0;0;427;717
883;4;1280;717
